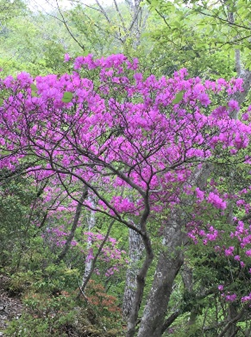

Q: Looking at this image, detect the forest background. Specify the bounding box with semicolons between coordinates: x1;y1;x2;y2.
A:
1;0;251;336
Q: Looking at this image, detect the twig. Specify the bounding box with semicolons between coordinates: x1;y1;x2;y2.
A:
95;0;111;23
55;0;85;51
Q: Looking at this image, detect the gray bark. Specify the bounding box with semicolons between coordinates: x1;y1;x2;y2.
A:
97;0;148;48
78;219;114;298
125;0;147;48
229;68;251;119
226;304;239;337
82;197;96;287
126;198;154;337
123;226;144;320
137;215;186;337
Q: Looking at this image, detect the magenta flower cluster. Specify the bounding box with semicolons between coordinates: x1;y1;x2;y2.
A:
1;53;251;301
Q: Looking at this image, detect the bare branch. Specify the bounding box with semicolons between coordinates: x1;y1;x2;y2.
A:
195;7;251;32
95;0;111;23
113;0;127;33
55;0;85;50
161;311;180;334
82;3;103;14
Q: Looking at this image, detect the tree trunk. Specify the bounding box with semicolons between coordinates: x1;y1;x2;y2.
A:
81;197;96;287
137;212;186;337
123;226;144;320
226;304;239;337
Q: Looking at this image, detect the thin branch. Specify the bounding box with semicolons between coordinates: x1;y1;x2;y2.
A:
195;7;251;32
161;287;217;334
95;0;111;23
55;0;85;51
147;0;171;29
217;34;251;48
81;10;105;34
113;0;127;33
218;305;249;337
161;311;180;334
77;219;115;298
56;187;88;263
82;3;103;14
128;5;142;32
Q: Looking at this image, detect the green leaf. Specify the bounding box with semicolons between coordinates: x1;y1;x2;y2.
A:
31;91;39;97
30;83;37;92
62;91;73;103
31;84;38;97
172;90;185;104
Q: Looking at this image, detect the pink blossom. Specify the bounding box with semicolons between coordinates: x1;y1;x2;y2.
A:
218;285;224;291
225;246;234;256
0;53;251;302
241;294;251;302
198;93;211;107
195;187;205;201
225;293;237;302
64;53;71;62
245;249;251;257
240;261;245;268
207;192;227;210
228;99;239;112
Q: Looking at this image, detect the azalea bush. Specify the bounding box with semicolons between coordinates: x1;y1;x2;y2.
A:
1;53;251;335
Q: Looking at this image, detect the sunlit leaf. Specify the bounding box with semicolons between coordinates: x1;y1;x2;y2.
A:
172;91;185;104
62;91;73;103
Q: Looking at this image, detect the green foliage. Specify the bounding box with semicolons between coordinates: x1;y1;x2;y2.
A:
172;91;185;104
4;274;123;336
4;293;76;336
62;91;73;103
148;0;251;76
0;174;43;271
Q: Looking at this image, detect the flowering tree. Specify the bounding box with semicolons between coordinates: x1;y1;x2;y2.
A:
1;53;251;336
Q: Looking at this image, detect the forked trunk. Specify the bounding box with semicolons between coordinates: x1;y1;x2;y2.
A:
137;216;186;337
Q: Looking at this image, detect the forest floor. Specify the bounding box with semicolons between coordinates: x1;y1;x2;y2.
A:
0;273;123;336
0;275;23;336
